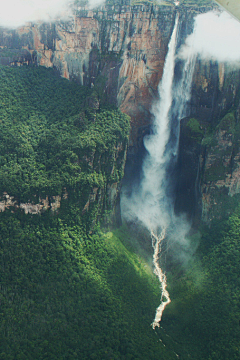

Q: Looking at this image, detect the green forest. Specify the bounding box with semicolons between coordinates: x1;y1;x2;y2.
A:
0;65;130;198
0;212;179;360
0;65;130;228
0;64;176;359
0;62;239;360
160;211;240;360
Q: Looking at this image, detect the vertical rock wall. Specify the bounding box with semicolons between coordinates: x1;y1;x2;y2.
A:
1;3;232;225
0;4;179;151
177;60;240;224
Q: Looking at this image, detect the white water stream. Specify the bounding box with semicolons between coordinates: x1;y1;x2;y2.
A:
148;14;179;329
151;229;171;329
121;12;197;328
150;14;196;328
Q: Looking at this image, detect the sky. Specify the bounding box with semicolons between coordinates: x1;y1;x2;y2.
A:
0;0;104;28
179;10;240;63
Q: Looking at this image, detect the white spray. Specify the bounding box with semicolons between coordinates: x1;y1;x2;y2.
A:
121;12;196;328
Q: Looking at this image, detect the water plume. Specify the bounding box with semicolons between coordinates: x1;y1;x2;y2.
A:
121;13;196;328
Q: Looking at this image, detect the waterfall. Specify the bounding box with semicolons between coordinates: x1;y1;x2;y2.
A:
140;13;180;233
121;13;196;328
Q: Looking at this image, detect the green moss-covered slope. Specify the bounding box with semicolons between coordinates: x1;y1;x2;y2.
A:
0;213;179;360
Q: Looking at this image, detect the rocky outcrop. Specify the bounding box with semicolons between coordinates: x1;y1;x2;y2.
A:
0;143;127;224
0;193;61;214
81;140;128;226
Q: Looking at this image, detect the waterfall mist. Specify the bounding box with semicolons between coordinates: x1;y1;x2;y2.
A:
121;14;196;240
122;7;240;241
121;13;197;326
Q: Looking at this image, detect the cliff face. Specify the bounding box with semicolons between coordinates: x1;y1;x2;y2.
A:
1;3;237;225
0;4;202;152
176;61;240;224
199;74;240;223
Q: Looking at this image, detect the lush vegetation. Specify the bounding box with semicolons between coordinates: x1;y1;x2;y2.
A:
162;82;240;358
0;213;179;360
0;46;239;360
0;64;179;359
0;65;130;228
160;208;240;360
186;117;204;143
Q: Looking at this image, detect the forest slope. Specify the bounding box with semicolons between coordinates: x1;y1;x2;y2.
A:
0;65;177;359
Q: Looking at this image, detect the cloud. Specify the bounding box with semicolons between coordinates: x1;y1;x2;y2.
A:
0;0;72;28
179;11;240;63
0;0;106;28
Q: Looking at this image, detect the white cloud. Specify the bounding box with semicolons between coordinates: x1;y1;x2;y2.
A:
179;11;240;63
0;0;106;28
0;0;71;28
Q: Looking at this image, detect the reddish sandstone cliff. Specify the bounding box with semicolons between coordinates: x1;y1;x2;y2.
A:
0;4;176;150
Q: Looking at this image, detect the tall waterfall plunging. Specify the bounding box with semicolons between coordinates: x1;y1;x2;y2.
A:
121;13;196;328
141;13;179;233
